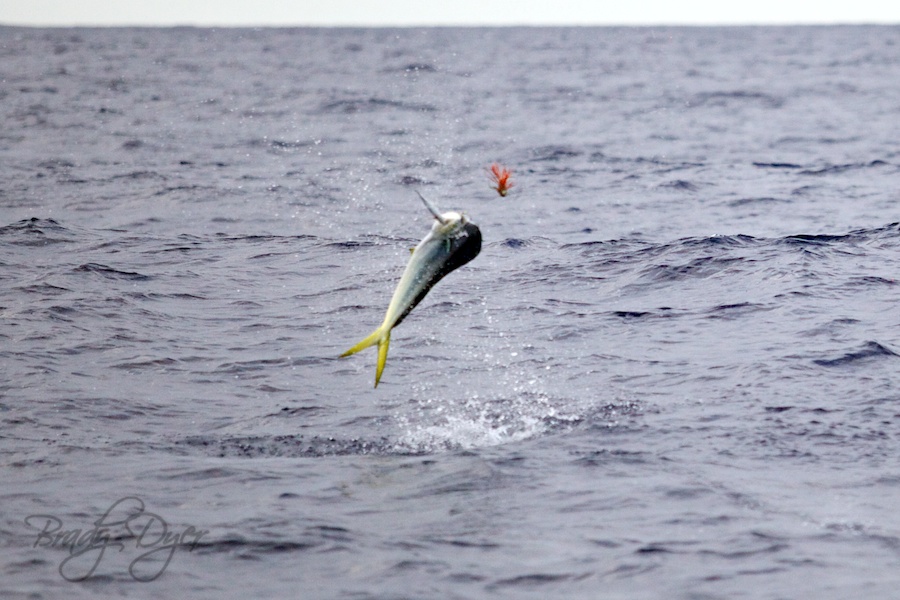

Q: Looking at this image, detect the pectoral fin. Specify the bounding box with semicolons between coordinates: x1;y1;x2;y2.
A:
340;326;392;388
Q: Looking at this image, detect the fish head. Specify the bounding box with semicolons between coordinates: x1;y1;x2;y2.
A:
425;209;480;250
430;210;466;235
415;191;481;262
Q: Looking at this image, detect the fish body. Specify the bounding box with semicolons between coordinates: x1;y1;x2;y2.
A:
341;194;482;387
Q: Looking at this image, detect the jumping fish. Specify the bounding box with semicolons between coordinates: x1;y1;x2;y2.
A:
340;192;482;387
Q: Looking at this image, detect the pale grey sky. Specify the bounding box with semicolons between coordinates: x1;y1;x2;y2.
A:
2;0;899;26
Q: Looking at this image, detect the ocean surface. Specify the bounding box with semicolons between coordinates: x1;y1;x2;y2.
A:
3;25;900;599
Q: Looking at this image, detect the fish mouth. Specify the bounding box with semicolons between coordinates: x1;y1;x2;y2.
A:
417;190;448;224
417;191;473;232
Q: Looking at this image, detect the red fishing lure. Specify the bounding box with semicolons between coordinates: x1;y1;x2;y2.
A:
489;163;513;197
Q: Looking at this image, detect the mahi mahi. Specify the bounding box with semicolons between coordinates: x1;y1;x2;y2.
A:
340;192;482;387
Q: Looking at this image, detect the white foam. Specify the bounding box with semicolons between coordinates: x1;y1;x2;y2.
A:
396;408;546;453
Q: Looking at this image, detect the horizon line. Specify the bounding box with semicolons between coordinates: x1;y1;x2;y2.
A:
2;20;898;28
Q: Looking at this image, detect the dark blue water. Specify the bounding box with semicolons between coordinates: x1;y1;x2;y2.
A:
3;25;900;599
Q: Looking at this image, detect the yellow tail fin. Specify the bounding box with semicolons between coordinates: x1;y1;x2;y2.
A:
375;331;391;388
340;327;392;387
340;327;382;358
